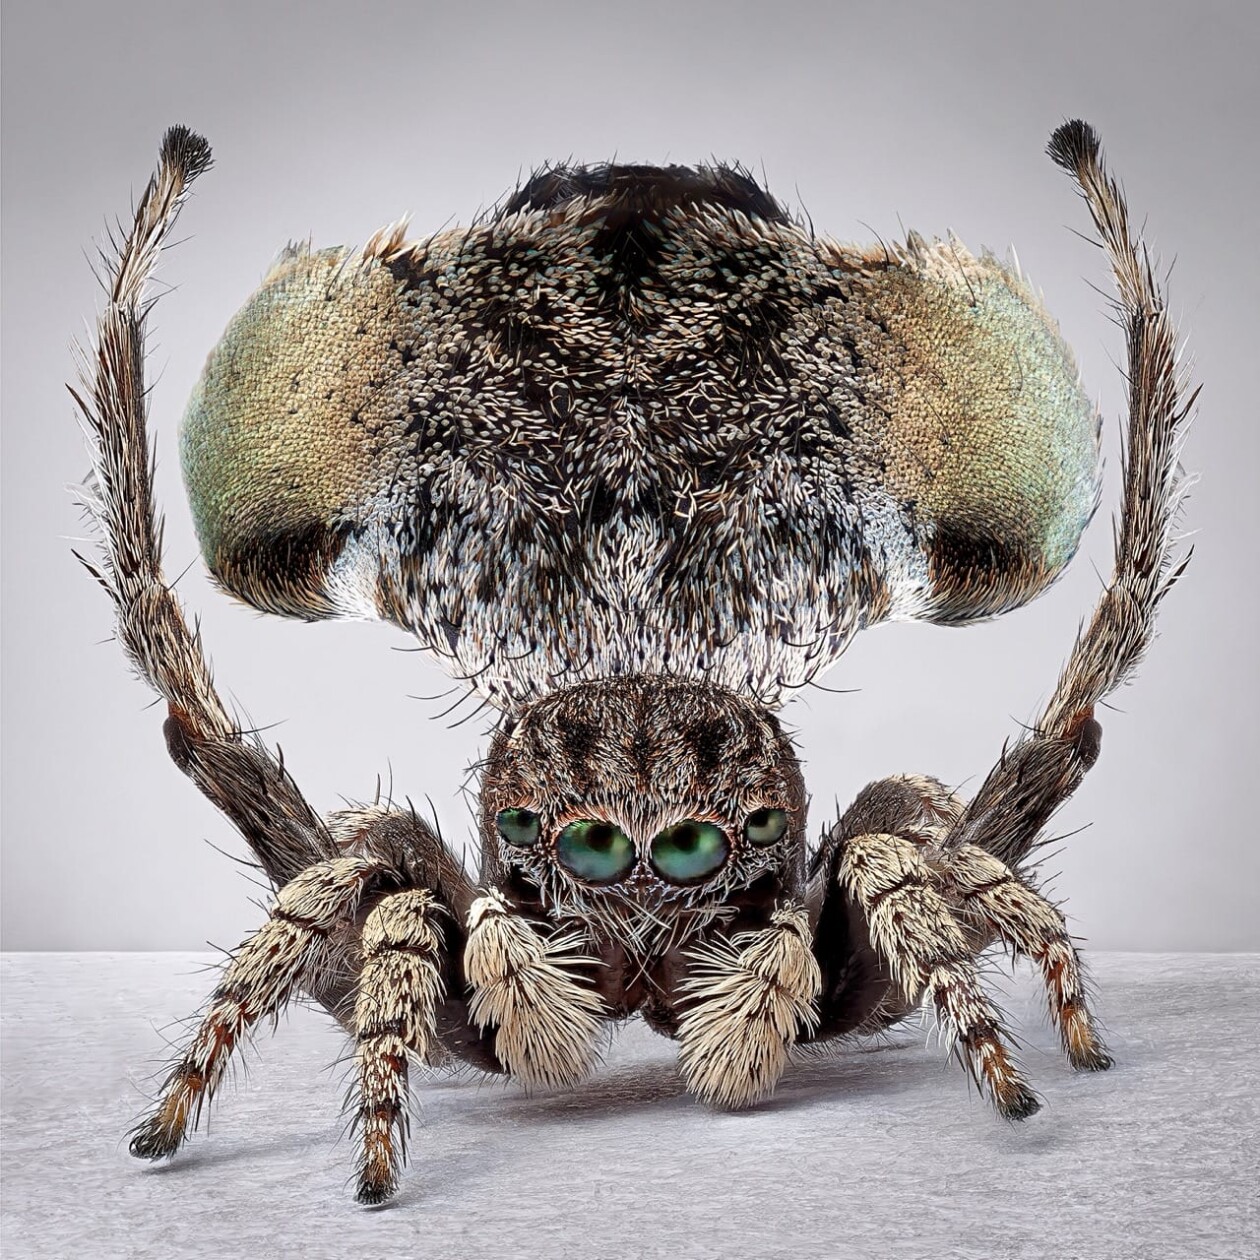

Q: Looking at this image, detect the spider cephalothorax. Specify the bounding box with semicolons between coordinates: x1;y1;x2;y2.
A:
479;675;806;960
74;121;1193;1204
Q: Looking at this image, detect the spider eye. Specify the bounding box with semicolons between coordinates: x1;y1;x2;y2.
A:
496;808;541;847
743;808;788;846
650;820;730;884
556;820;635;884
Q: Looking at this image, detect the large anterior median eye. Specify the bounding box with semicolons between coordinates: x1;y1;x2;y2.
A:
556;820;635;883
496;808;541;847
744;808;788;846
650;820;730;884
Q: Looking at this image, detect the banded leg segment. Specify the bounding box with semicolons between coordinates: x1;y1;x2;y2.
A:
352;890;445;1205
130;856;373;1159
946;845;1112;1071
678;906;821;1108
839;833;1039;1119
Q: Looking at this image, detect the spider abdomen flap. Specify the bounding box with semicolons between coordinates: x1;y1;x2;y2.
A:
182;165;1099;709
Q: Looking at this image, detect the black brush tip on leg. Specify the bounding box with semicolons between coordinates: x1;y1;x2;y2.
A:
999;1087;1043;1122
1070;1045;1115;1073
355;1179;398;1207
1047;119;1102;175
160;125;213;181
128;1117;180;1161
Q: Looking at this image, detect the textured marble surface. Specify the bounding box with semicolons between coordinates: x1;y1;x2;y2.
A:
2;952;1256;1259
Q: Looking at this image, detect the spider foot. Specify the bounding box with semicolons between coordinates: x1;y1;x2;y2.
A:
962;1021;1040;1120
128;1106;185;1160
995;1084;1042;1122
1067;1037;1114;1073
354;1170;398;1206
1057;993;1113;1071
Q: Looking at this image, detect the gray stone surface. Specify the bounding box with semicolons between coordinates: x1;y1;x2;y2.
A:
1;952;1256;1259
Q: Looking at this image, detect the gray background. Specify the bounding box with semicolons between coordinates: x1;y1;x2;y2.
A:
3;0;1256;951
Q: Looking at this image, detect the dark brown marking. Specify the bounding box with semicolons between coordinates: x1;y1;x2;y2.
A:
357;1017;407;1042
959;875;1016;899
272;907;330;933
364;940;439;960
211;520;357;621
926;518;1047;625
163;707;196;771
867;872;928;909
1065;709;1103;768
499;163;793;226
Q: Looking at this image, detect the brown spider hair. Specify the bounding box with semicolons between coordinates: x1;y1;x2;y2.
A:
479;675;807;953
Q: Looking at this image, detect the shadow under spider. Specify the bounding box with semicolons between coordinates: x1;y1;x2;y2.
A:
484;1036;923;1124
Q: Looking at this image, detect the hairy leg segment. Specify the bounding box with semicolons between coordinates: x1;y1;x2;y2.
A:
352;889;446;1204
807;774;1109;1115
128;810;504;1204
129;857;375;1162
71;130;334;891
942;844;1112;1073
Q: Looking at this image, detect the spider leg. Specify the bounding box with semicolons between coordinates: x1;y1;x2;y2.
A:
350;890;445;1205
806;774;962;1043
837;831;1040;1119
949;122;1196;868
676;905;821;1108
129;855;374;1160
70;127;333;888
312;804;483;1034
942;844;1112;1072
463;889;606;1090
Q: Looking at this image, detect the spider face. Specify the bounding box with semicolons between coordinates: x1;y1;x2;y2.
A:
479;675;806;923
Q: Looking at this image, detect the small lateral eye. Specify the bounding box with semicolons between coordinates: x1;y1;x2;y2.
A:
743;808;788;846
496;807;541;847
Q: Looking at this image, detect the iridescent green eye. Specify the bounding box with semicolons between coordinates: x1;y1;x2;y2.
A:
744;808;788;846
496;808;541;848
650;820;729;884
556;820;635;884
